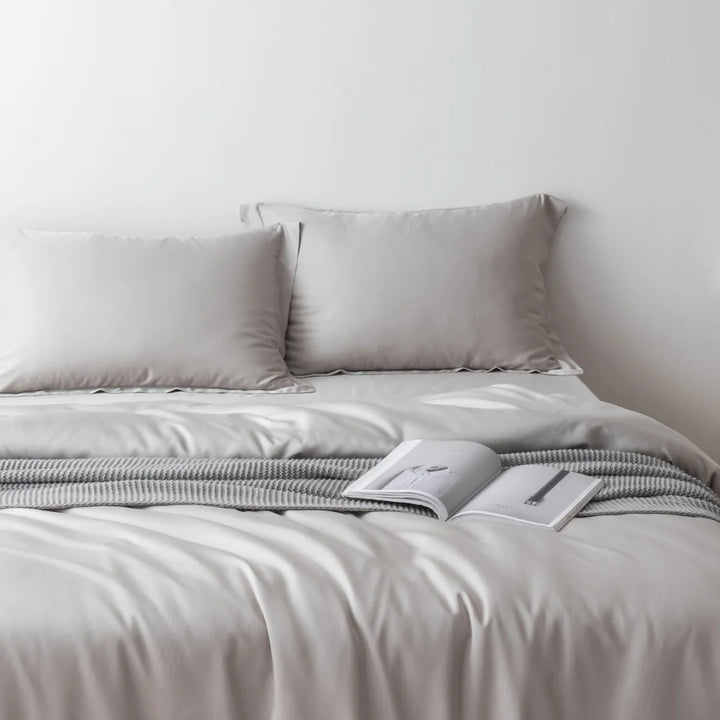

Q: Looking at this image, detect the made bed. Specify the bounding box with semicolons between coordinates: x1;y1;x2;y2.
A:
1;195;719;720
2;372;719;720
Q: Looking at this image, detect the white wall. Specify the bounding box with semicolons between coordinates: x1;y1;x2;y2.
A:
1;0;718;460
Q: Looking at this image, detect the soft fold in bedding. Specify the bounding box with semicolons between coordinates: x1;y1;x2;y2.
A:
0;371;716;489
1;372;719;720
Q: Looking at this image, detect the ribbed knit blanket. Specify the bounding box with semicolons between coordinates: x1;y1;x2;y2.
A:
1;449;719;522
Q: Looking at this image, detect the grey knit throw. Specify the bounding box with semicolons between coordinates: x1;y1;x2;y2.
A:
1;449;719;522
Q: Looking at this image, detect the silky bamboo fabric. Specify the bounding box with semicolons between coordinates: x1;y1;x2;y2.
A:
0;372;716;488
0;373;719;720
0;226;307;393
244;194;580;375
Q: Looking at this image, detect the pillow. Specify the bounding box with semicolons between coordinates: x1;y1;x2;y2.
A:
241;194;580;376
0;225;311;394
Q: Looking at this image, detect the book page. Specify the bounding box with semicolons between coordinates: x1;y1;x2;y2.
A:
452;465;600;527
358;440;502;519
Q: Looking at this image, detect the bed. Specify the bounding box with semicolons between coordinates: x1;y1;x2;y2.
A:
2;371;719;720
2;195;719;720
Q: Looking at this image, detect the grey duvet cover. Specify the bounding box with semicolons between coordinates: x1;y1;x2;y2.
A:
1;372;719;720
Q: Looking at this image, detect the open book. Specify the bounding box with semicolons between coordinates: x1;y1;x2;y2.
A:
343;440;604;531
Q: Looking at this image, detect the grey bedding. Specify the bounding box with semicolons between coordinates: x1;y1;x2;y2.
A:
1;372;719;720
2;450;719;523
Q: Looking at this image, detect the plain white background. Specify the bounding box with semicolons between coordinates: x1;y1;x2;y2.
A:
0;0;718;460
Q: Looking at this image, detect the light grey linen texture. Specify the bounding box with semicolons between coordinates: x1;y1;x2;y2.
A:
0;225;308;393
243;195;580;376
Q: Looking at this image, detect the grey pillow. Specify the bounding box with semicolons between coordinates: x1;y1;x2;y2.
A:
0;225;310;393
241;195;580;376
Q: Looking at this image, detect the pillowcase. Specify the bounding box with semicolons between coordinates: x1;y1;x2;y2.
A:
241;194;580;376
0;225;311;394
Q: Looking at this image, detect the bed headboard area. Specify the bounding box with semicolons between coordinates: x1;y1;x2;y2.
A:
0;0;717;460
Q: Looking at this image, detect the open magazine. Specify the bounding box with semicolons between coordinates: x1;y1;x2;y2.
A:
343;440;604;531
